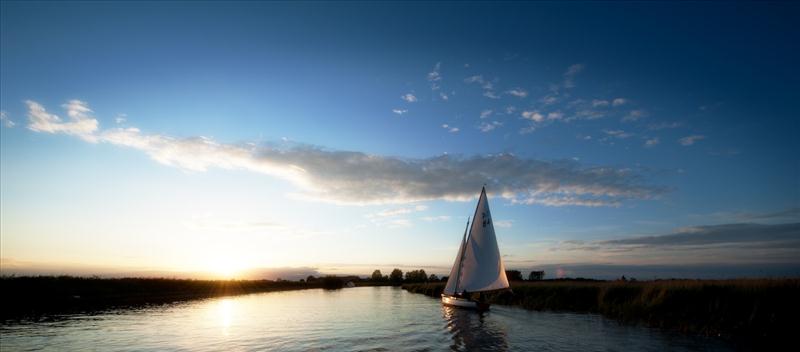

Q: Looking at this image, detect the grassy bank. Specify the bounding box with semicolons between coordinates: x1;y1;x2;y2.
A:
0;276;325;320
403;279;800;341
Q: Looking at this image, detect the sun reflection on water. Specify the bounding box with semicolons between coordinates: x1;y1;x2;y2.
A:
217;298;235;336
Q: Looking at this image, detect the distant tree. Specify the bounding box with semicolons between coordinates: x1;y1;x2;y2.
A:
441;276;449;282
299;279;305;283
371;270;384;282
429;274;439;282
528;271;545;281
389;268;404;284
405;269;428;283
306;275;317;283
505;270;524;281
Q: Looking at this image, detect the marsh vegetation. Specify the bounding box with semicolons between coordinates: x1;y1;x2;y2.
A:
403;278;800;342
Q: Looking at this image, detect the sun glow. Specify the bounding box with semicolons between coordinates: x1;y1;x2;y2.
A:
208;257;249;279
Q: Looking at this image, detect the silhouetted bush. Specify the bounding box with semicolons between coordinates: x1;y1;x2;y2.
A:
404;269;428;283
528;271;545;281
389;268;404;285
321;276;344;290
371;270;385;282
505;270;523;281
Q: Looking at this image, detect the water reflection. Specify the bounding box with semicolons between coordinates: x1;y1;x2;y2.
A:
216;298;234;336
443;306;509;351
1;287;731;352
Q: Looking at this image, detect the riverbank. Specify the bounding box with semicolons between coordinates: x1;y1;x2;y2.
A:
403;279;800;342
0;276;332;320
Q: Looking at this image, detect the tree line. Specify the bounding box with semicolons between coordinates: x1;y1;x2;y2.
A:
367;268;546;284
302;269;546;287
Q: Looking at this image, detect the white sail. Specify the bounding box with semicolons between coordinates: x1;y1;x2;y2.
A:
443;220;468;295
444;187;509;295
443;235;466;295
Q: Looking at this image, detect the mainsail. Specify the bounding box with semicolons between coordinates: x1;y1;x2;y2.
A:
443;187;509;295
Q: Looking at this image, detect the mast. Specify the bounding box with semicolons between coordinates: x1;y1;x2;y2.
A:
452;217;470;295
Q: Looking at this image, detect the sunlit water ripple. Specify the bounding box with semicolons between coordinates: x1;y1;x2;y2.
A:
1;286;732;351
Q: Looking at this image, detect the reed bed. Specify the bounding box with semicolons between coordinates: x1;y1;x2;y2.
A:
403;279;800;341
0;276;319;320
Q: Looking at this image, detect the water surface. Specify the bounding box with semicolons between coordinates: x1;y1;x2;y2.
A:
1;286;732;351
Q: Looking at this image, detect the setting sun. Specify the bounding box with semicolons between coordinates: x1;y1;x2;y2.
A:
208;258;249;279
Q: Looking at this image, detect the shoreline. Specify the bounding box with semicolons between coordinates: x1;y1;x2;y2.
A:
402;279;800;343
0;276;389;321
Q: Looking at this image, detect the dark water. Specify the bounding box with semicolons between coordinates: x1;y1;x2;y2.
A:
1;287;732;351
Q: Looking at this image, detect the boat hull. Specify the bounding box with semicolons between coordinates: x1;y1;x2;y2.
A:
441;294;490;311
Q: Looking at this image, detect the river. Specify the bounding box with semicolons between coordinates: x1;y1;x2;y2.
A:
0;286;732;351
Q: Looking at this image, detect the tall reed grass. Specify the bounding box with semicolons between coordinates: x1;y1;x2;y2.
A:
404;279;800;341
1;276;317;320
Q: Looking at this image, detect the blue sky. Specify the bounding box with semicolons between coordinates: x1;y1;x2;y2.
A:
1;1;798;279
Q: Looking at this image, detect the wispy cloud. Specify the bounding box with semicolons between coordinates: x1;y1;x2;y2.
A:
648;121;682;130
547;112;564;120
441;124;460;133
678;135;705;146
401;93;417;103
392;109;408;115
644;137;660;147
366;205;428;218
551;222;800;266
23;100;663;206
464;75;500;99
480;109;493;119
540;95;558;105
505;88;528;98
604;223;800;248
421;215;451;222
742;208;800;222
519;110;565;134
697;207;800;224
494;220;513;228
483;91;500;99
562;63;584;89
612;98;627;106
521;110;544;122
464;75;483;84
427;62;442;90
514;196;621;207
603;129;632;139
114;113;127;124
622;109;647;122
26;100;99;142
0;111;15;128
364;205;428;229
387;218;413;228
478;121;502;132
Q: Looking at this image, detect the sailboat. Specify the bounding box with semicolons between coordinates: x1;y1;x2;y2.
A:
442;186;509;310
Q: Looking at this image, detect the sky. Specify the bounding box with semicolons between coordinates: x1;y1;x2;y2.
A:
1;1;798;280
